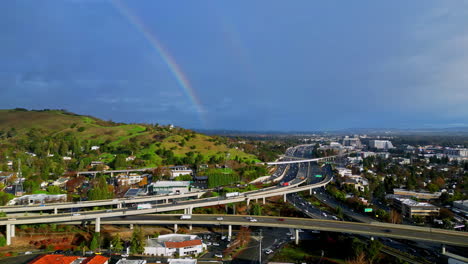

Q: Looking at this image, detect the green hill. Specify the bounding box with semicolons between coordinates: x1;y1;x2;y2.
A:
0;109;260;174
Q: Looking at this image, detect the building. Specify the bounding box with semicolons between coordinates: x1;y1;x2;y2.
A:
443;148;468;157
393;189;441;200
29;254;108;264
52;177;70;187
116;260;146;264
150;181;190;195
117;173;145;186
168;259;197;264
342;175;369;192
7;194;67;206
144;234;206;257
342;136;363;149
169;166;193;178
369;140;394;150
390;197;439;218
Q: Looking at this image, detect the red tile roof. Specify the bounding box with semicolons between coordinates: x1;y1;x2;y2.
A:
164;239;202;248
29;254;80;264
82;255;109;264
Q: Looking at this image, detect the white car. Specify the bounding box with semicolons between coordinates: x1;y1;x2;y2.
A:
24;251;33;255
265;249;273;255
221;236;226;240
249;218;258;222
206;242;212;246
213;242;220;246
215;254;223;258
72;213;81;216
216;217;224;221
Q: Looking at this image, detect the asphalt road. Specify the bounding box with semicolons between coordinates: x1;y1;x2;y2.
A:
98;214;468;247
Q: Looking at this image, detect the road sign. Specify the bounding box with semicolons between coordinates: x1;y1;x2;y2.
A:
364;208;373;213
315;175;322;178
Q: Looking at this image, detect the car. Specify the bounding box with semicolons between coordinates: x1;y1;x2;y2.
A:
245;216;253;220
54;250;64;254
221;236;226;240
322;212;327;217
383;229;392;233
265;249;273;255
213;242;220;246
214;253;223;258
286;232;292;236
250;218;258;222
121;254;129;257
24;251;33;255
72;213;81;216
106;209;112;212
277;218;285;221
206;242;212;246
216;217;224;221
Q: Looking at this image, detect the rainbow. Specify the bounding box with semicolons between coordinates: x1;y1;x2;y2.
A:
111;0;206;126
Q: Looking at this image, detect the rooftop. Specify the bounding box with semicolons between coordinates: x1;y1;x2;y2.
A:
152;181;190;187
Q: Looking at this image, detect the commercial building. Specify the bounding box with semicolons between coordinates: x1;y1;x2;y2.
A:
389;196;439;218
443;148;468;157
393;189;441;200
144;234;206;257
150;181;190;195
29;255;108;264
342;136;362;149
369;140;394;150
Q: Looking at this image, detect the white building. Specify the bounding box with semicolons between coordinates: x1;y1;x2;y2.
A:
444;148;468;157
151;181;190;195
169;166;193;178
144;234;206;257
7;194;67;205
117;173;144;186
369;140;394;150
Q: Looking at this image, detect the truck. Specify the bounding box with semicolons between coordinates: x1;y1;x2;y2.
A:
180;214;192;220
137;203;152;210
225;192;240;198
282;182;290;187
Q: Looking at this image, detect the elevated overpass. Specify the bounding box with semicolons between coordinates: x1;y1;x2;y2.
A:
17;214;468;247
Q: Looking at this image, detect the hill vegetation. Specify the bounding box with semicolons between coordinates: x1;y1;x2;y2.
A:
0;109;263;195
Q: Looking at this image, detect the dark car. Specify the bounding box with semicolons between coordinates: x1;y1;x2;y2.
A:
277;218;285;221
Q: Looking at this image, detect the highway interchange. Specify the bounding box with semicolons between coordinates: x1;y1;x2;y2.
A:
0;146;467;254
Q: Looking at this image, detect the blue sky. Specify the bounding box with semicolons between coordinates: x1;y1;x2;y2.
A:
0;0;467;130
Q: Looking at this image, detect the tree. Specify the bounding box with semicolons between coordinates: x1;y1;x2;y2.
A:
90;233;100;251
250;203;262;216
0;235;6;246
111;233;123;253
112;154;127;170
130;225;145;254
366;240;382;264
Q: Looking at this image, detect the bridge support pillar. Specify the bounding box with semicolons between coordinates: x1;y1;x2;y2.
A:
110;172;114;177
189;224;192;231
54;207;58;214
10;224;15;237
442;245;446;254
228;225;232;238
247;199;250;206
165;199;169;204
174;224;178;233
129;224;134;230
262;197;265;204
284;193;287;202
117;203;122;209
310;188;312;195
295;229;299;245
6;224;11;246
95;217;101;233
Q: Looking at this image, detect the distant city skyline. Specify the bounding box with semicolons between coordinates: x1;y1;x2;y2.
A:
1;1;467;130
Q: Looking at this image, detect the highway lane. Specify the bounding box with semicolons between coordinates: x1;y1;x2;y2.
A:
93;214;468;247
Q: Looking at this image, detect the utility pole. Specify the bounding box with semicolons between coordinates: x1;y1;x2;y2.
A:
259;229;263;264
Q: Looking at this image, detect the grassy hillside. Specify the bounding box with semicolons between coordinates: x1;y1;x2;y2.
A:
0;109;259;169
